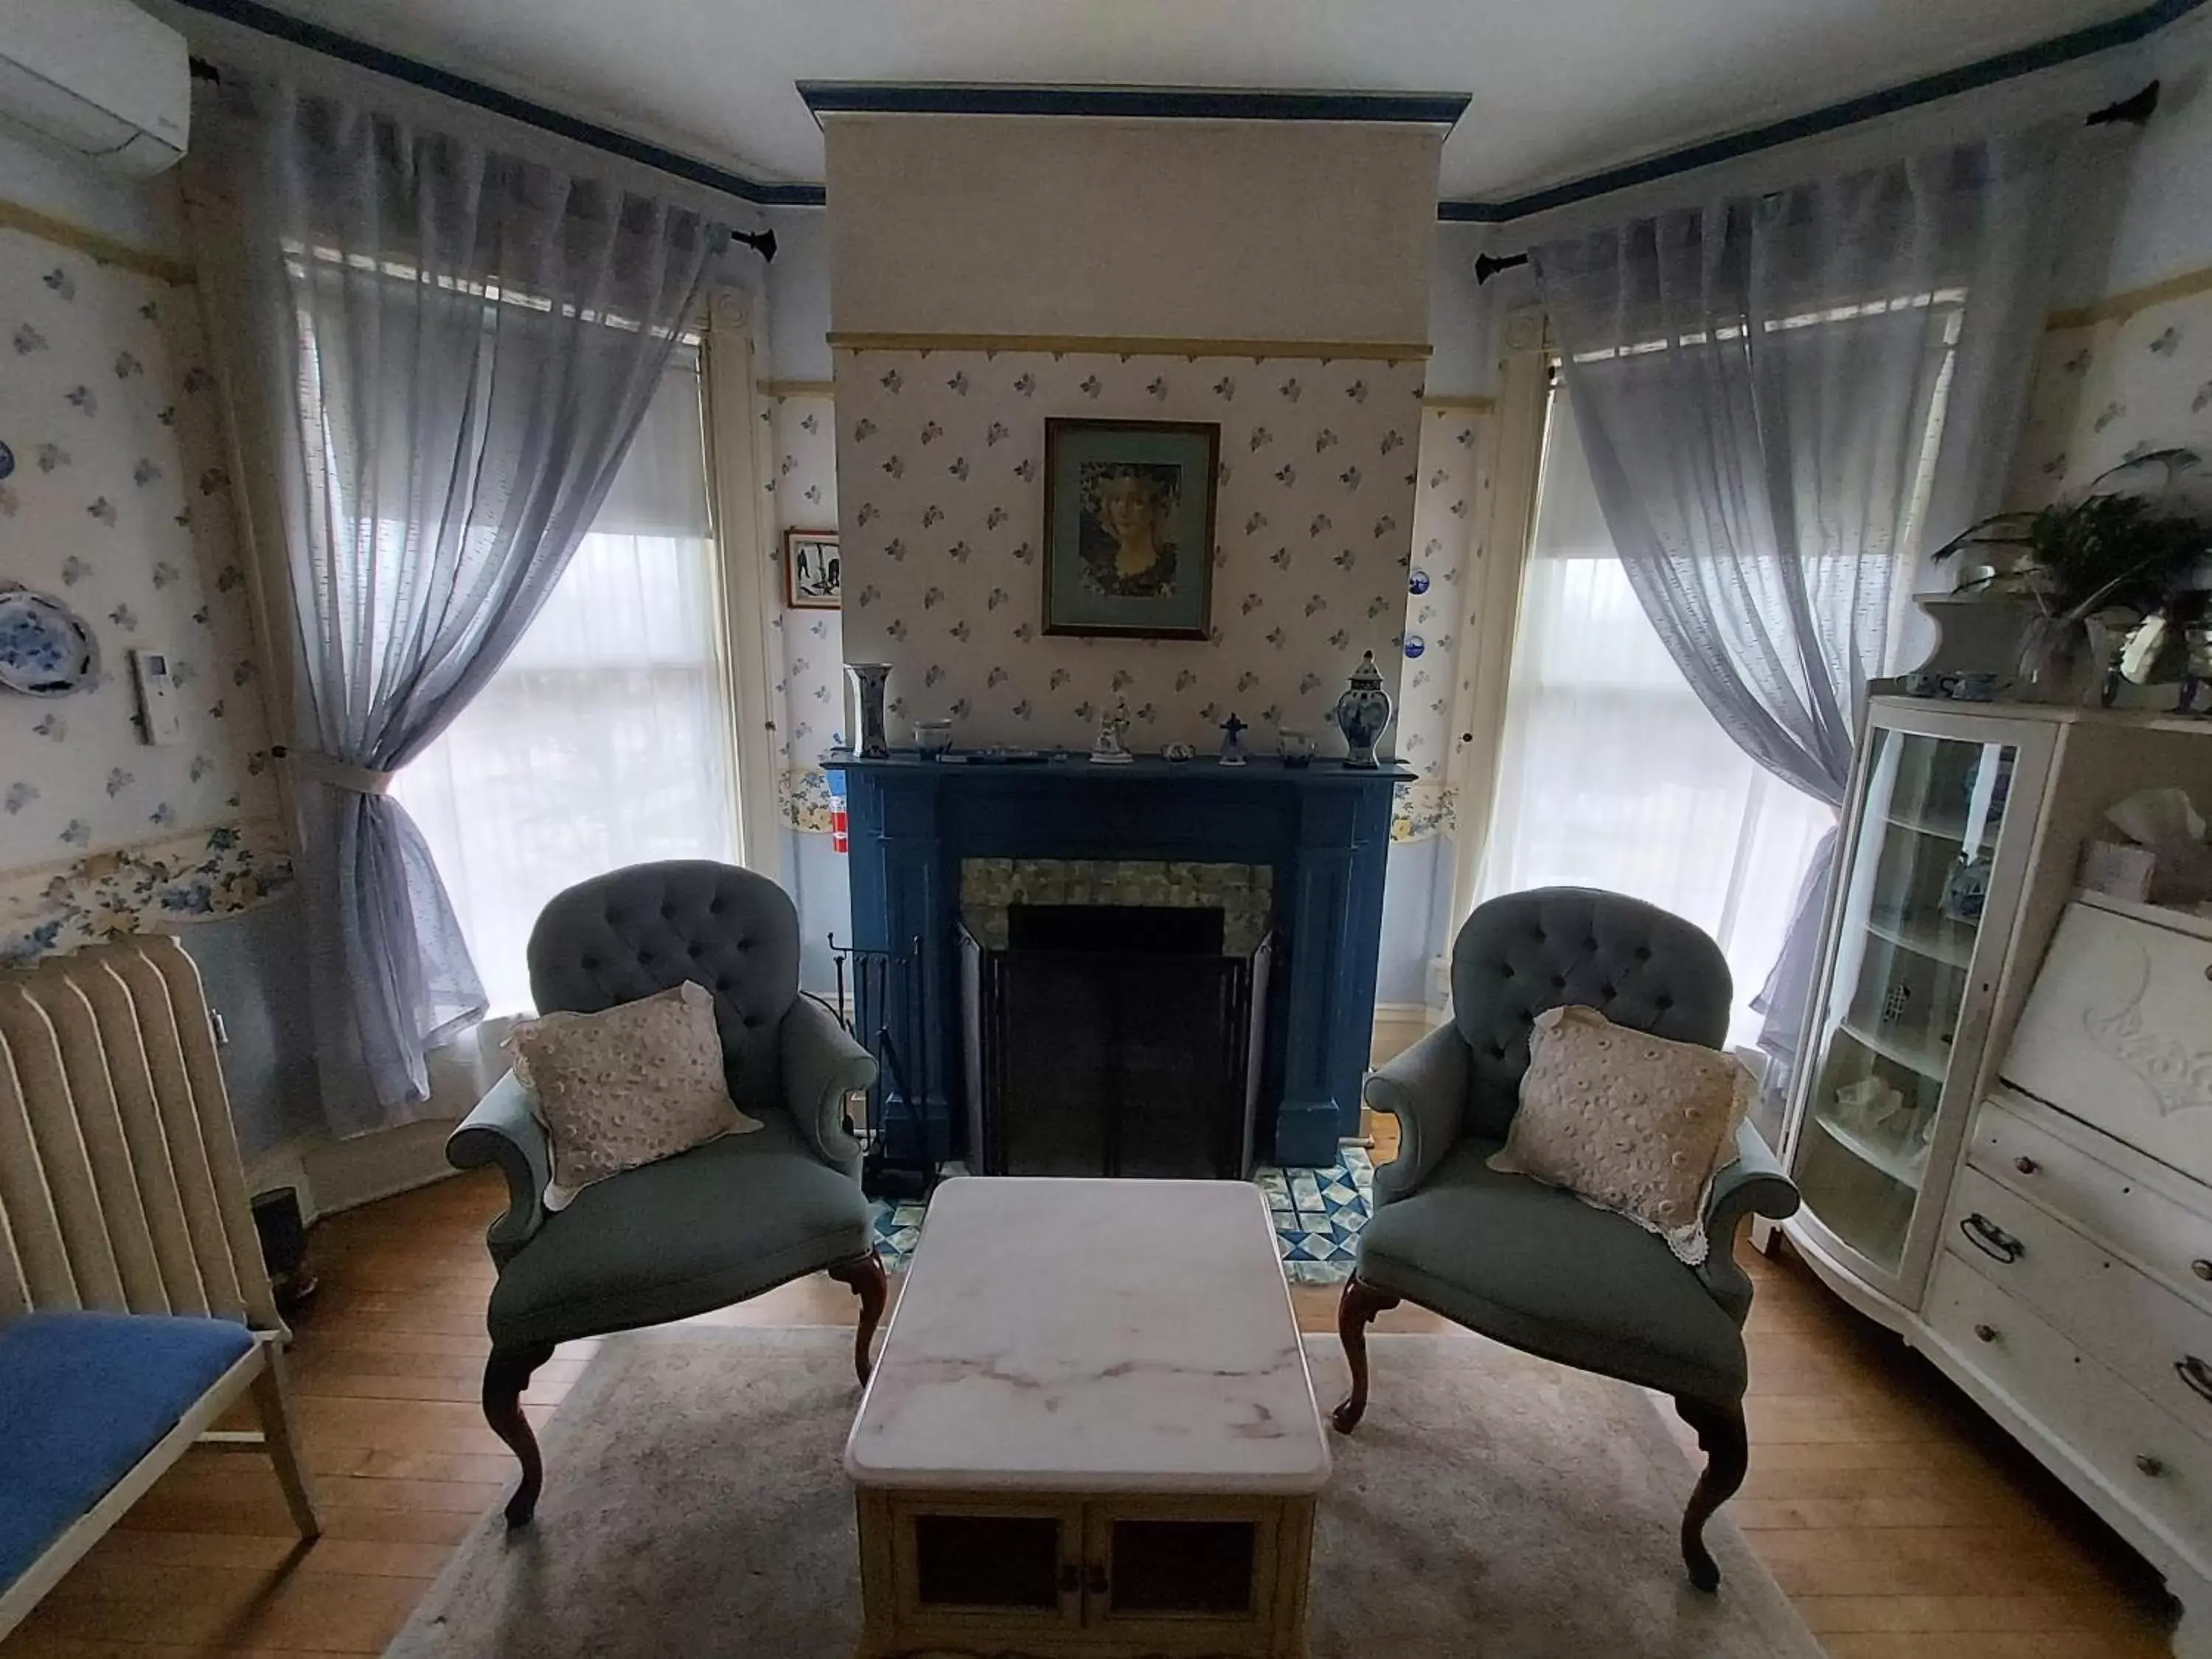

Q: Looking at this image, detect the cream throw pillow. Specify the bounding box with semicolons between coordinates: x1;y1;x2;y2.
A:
507;981;762;1211
1488;1004;1750;1265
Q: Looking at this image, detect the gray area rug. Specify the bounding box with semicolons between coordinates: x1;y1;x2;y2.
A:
389;1327;1819;1658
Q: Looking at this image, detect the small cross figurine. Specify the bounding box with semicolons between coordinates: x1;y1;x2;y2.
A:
1217;712;1249;767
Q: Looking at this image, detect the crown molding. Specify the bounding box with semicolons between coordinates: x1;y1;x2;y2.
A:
797;82;1470;128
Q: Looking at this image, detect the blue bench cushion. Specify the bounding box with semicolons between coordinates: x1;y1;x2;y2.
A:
0;1311;255;1590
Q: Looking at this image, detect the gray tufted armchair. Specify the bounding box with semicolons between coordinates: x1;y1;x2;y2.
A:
446;862;883;1526
1334;887;1800;1591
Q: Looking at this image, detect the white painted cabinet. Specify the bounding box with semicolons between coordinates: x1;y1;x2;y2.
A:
1778;698;2212;1656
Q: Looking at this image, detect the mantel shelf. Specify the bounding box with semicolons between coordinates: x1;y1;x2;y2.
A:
826;750;1417;787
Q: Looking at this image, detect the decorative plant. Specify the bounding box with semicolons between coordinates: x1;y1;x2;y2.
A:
1930;449;2212;623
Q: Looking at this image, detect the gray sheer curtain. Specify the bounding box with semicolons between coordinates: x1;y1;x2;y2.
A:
1531;128;2065;1094
201;79;729;1134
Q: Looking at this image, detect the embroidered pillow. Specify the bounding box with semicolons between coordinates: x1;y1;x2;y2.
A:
1488;1004;1749;1265
507;981;762;1210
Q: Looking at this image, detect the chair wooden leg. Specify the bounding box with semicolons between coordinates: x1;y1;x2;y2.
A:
1674;1394;1749;1593
250;1342;321;1540
1330;1276;1400;1433
828;1249;888;1385
484;1340;557;1527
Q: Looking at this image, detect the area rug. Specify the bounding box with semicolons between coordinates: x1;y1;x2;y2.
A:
387;1326;1817;1658
871;1144;1375;1284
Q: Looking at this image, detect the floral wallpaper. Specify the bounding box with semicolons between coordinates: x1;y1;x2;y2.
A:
1395;403;1494;843
832;349;1425;756
0;229;287;957
2009;285;2212;507
765;387;844;830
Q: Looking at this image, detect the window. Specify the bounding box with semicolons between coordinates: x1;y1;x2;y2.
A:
391;349;740;1015
1475;383;1837;1046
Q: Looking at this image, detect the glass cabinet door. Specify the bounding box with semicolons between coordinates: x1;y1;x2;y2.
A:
1790;726;2017;1277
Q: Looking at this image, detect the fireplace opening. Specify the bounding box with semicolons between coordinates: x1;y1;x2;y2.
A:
961;903;1270;1180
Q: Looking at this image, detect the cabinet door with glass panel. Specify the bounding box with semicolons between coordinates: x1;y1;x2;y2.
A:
1784;705;2055;1311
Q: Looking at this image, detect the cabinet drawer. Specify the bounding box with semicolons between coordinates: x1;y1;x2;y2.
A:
1927;1252;2212;1562
1948;1165;2212;1437
1969;1096;2212;1313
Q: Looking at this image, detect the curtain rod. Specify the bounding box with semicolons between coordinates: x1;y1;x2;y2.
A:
187;57;776;260
1472;80;2160;283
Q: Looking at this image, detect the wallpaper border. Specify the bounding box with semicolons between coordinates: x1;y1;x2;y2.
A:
828;330;1433;361
1;815;295;965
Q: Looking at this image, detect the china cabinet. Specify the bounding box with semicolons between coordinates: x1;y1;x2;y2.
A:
1775;694;2212;1655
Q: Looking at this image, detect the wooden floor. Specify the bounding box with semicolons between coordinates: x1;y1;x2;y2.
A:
1;1141;2181;1658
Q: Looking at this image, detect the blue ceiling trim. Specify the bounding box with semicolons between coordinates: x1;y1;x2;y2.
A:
795;82;1472;128
1439;0;2207;223
170;0;824;207
168;0;2202;226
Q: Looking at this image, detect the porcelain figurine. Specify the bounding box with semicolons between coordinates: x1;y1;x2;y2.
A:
1089;699;1134;764
1162;742;1196;762
1217;712;1249;767
2181;625;2212;715
1332;651;1393;768
844;663;892;758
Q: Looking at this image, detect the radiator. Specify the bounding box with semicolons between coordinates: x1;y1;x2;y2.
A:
0;936;279;1332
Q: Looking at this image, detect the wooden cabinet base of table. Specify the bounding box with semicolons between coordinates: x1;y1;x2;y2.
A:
853;1489;1316;1659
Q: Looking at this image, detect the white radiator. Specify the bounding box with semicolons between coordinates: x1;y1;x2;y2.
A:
0;936;279;1331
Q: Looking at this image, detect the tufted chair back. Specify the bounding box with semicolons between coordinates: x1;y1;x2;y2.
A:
1451;886;1732;1141
527;861;802;1112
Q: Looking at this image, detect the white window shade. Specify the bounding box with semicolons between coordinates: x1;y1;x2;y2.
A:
1476;386;1834;1046
392;350;740;1018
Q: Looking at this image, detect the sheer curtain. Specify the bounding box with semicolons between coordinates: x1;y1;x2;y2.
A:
1524;131;2065;1086
1477;386;1834;1045
193;76;728;1133
392;351;738;1017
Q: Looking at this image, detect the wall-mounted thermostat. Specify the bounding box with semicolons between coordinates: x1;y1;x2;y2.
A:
129;647;184;743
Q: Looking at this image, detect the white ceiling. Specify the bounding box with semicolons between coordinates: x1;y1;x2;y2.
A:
237;0;2149;203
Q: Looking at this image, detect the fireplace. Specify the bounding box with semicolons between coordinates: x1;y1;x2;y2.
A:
958;862;1273;1179
828;752;1409;1169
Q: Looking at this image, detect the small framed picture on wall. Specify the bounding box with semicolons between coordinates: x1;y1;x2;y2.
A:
784;529;841;609
1042;418;1220;640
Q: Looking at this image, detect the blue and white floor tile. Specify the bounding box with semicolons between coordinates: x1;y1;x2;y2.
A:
867;1145;1375;1286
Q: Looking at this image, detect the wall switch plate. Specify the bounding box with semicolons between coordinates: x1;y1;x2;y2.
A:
129;647;184;744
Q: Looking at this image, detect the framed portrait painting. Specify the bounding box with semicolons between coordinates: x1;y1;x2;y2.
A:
785;529;841;609
1042;419;1220;639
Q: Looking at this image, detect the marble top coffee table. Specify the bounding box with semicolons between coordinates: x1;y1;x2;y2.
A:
845;1177;1329;1659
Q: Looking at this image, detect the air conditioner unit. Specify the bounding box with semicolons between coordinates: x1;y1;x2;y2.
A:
0;0;189;178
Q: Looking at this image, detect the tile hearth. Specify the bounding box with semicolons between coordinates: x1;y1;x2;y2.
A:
866;1146;1375;1285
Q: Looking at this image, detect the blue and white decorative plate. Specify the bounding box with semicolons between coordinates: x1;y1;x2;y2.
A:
0;582;99;698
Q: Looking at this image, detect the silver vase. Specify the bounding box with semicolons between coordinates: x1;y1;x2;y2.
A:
844;662;892;759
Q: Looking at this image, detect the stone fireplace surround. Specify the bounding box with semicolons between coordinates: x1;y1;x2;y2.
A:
830;751;1408;1168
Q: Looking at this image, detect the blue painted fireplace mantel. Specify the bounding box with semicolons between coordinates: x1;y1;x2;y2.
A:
827;750;1413;1169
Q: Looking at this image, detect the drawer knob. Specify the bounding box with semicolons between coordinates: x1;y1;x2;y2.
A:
2181;1355;2212;1407
2012;1155;2038;1176
1961;1214;2025;1265
1972;1322;2000;1343
2194;1259;2212;1283
2135;1453;2166;1478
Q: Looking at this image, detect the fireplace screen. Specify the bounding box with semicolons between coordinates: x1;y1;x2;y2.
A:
961;904;1270;1180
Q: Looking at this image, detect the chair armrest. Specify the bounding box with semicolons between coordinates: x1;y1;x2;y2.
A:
446;1069;549;1267
1696;1119;1801;1324
1363;1020;1470;1205
779;995;877;1177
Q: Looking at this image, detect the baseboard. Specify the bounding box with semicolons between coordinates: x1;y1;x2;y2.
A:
1371;1001;1445;1067
247;1116;463;1225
